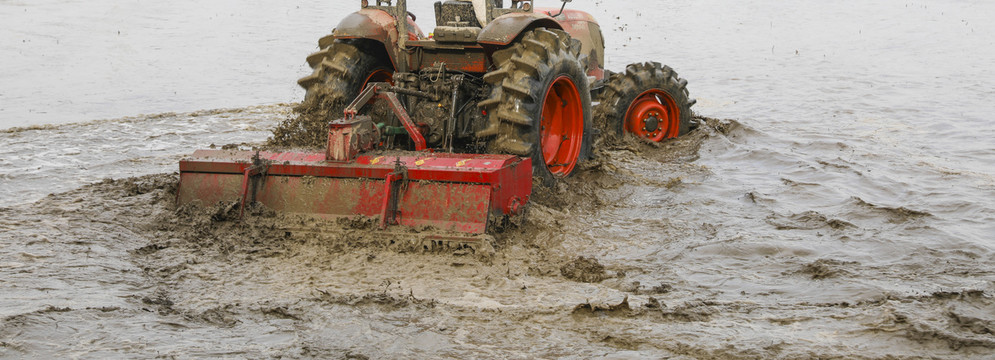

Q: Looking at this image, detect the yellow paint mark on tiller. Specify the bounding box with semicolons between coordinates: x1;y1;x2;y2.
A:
415;157;434;166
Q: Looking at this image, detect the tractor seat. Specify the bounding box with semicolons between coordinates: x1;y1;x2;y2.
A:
435;1;481;28
433;0;501;43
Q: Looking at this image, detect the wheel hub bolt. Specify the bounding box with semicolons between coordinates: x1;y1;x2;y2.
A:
643;115;660;132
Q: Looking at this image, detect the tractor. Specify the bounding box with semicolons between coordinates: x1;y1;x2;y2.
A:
298;0;695;180
176;0;695;242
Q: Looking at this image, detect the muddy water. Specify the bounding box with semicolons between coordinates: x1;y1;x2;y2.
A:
0;105;287;207
3;0;995;358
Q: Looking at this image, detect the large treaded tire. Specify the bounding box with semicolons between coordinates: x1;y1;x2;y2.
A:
595;62;696;142
269;38;392;148
477;28;593;184
297;38;392;111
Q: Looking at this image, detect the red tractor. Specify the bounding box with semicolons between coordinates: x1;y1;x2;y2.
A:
177;0;694;242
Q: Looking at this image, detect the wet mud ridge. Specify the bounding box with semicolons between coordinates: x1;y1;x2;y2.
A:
2;118;994;358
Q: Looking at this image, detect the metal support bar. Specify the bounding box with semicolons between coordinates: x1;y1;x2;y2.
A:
238;152;268;219
551;0;569;17
379;159;408;229
343;84;381;119
445;75;463;152
380;91;427;151
384;86;437;101
395;0;409;71
341;83;428;151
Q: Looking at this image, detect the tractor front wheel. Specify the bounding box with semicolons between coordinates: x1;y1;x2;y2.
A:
595;62;695;142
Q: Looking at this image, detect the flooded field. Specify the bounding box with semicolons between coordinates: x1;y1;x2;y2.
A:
2;0;994;358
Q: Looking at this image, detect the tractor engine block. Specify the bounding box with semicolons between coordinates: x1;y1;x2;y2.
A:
410;100;448;145
390;64;489;150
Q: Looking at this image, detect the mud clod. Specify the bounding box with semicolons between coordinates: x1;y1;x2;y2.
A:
799;259;858;280
260;306;302;321
659;301;719;322
560;256;610;283
639;283;674;295
142;294;174;307
573;296;632;314
197;306;240;328
133;243;166;255
268;100;342;149
41;306;72;313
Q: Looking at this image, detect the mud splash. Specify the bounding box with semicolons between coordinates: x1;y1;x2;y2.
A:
4;118;993;358
267;99;341;149
268;94;397;149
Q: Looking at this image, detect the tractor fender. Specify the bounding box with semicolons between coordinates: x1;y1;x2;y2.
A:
535;8;606;80
328;8;424;69
476;12;563;46
331;9;392;44
480;9;605;80
332;8;424;43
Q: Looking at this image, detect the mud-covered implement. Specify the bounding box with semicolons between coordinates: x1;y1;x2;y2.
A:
178;0;695;238
178;80;533;235
178;149;531;234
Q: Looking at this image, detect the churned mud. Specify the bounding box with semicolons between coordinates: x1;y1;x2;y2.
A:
3;117;993;358
268;97;343;148
5;0;995;356
269;95;396;149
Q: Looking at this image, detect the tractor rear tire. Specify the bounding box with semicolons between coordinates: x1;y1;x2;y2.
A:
298;38;393;111
270;39;392;147
595;62;695;143
478;28;593;185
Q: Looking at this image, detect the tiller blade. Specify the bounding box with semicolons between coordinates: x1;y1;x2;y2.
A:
177;150;532;235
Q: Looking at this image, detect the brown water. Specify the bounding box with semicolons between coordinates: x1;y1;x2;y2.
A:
2;0;995;358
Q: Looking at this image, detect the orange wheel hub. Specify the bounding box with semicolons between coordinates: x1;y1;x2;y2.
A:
624;90;680;141
540;76;584;177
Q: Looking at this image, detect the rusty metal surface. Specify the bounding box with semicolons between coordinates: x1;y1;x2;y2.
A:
327;5;603;78
177;150;532;234
537;7;605;80
433;26;483;43
344;84;429;150
327;116;380;162
332;8;424;72
408;46;489;73
178;171;494;233
342;84;427;150
434;1;481;27
332;9;393;43
476;11;561;45
382;91;428;150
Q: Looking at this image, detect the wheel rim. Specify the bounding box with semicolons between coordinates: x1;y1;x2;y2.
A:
363;69;393;89
540;76;584;177
624;90;680;141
